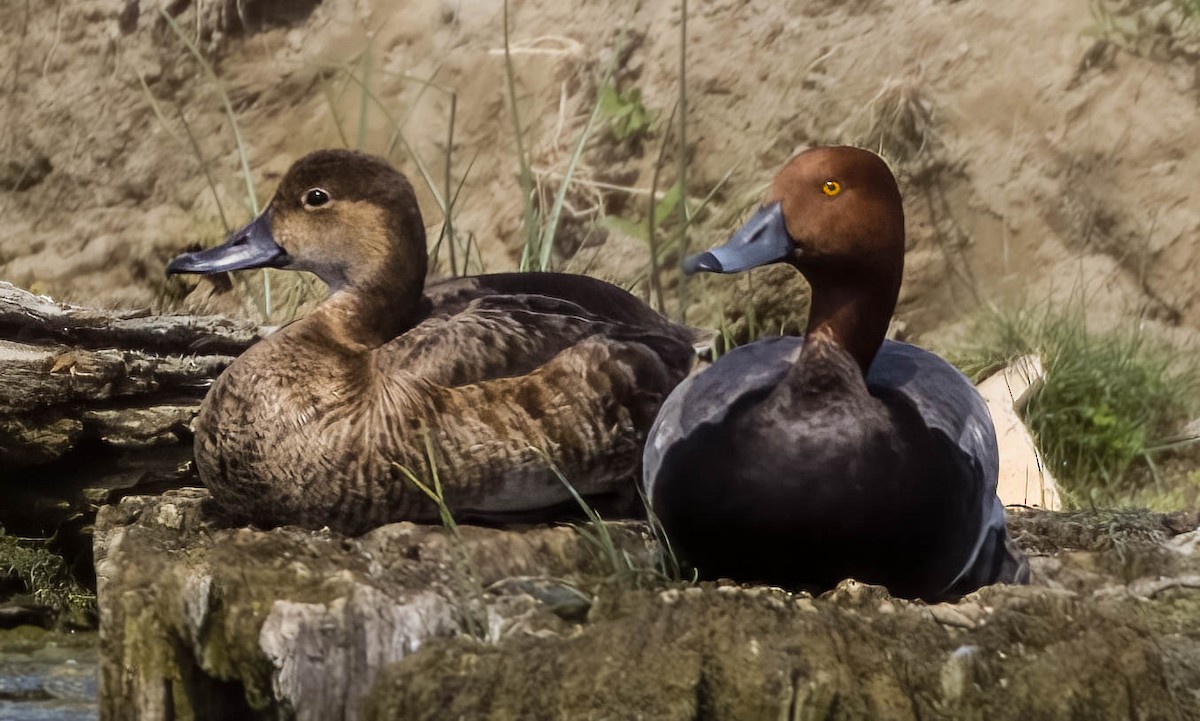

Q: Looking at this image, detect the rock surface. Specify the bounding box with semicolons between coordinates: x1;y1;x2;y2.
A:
95;489;1200;721
0;283;261;466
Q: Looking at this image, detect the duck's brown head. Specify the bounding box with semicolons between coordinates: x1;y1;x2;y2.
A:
167;149;427;297
683;146;905;370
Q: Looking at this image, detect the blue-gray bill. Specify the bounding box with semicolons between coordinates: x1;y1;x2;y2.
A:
681;201;793;275
166;212;289;275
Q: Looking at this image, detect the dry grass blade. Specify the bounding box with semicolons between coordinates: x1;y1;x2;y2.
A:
333;70;453;224
357;33;374;150
534;93;604;271
158;6;272;320
134;68;231;231
155;9;259;210
503;0;540;261
675;0;691;321
645;100;679;313
863;81;936;164
394;431;489;639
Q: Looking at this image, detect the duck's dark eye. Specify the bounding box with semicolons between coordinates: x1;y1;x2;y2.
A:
822;180;842;197
302;188;331;208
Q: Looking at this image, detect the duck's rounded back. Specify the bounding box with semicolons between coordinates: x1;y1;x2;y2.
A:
646;146;1026;601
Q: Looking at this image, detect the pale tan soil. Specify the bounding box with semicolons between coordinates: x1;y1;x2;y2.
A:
1;1;1197;340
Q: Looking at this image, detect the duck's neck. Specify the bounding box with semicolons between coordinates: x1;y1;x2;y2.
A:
307;262;426;353
803;272;898;374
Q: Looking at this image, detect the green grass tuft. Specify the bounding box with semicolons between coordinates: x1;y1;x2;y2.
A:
953;302;1199;506
529;446;683;588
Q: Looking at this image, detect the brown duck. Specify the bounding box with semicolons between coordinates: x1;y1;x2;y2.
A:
167;149;695;534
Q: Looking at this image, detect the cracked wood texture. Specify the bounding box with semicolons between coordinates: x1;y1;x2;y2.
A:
0;282;261;465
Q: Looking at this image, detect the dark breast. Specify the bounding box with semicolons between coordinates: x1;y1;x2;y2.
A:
645;336;1008;600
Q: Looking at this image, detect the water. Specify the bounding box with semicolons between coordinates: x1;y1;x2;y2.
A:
0;630;97;721
0;445;194;721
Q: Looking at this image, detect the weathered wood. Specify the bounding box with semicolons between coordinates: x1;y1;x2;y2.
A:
0;283;260;355
95;490;1200;721
0;282;261;466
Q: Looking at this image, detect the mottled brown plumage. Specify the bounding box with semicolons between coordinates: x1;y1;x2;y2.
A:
167;149;695;534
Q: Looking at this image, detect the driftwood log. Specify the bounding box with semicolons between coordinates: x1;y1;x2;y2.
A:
0;282;261;466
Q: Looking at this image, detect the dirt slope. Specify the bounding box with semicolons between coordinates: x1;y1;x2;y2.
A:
1;0;1198;344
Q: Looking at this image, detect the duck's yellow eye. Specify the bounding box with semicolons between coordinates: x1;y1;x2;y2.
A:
822;180;841;197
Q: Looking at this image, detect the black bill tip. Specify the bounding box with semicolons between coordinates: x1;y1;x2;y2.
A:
681;252;723;275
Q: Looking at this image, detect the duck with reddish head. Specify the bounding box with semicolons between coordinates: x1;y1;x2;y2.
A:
167;149;696;535
644;146;1027;601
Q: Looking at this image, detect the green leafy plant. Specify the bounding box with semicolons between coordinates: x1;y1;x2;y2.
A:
1179;0;1200;18
598;180;683;244
1088;0;1200;57
597;84;653;144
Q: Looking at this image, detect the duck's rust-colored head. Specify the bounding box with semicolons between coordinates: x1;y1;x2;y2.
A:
683;146;905;370
167;149;427;296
